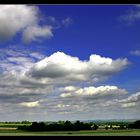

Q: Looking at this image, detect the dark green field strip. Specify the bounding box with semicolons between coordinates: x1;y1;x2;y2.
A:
0;129;140;136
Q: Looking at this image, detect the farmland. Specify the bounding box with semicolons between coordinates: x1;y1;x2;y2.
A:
0;123;31;128
0;120;140;136
0;129;140;136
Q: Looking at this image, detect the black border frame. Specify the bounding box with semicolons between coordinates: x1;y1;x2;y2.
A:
0;0;140;140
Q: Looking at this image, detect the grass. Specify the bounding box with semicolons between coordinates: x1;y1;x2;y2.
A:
0;129;140;136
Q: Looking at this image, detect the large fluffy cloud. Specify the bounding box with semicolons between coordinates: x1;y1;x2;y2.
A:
26;51;129;84
0;5;37;40
0;5;53;42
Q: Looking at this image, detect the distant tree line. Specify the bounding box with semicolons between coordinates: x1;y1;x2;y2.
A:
0;120;31;124
17;120;140;131
128;120;140;129
18;120;98;131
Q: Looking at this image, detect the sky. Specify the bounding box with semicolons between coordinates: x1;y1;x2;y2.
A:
0;4;140;121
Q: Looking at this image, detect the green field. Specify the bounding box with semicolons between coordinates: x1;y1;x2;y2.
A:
0;129;140;136
0;123;31;128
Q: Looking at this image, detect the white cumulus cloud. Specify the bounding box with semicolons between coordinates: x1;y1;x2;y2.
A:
0;5;38;40
26;51;129;85
0;5;53;42
60;85;127;98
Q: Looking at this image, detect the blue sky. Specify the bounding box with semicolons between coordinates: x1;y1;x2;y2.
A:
0;5;140;121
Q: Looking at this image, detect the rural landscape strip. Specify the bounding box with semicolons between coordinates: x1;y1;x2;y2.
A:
0;120;140;136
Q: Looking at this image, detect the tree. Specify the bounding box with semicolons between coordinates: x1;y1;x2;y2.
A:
105;126;109;130
83;123;91;130
74;120;81;130
38;122;46;131
134;120;140;129
128;123;134;129
29;122;39;131
21;120;30;124
128;120;140;129
120;124;125;129
64;120;74;130
58;120;64;125
18;125;28;130
91;124;98;130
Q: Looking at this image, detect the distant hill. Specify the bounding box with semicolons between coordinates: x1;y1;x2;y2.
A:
79;119;139;123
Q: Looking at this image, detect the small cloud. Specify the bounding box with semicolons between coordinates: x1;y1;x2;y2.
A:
22;25;53;43
62;17;73;27
46;16;57;23
56;104;70;108
60;93;72;98
19;101;40;108
119;9;140;25
122;102;137;108
45;16;60;29
130;50;140;56
59;86;77;92
29;52;45;60
118;92;140;108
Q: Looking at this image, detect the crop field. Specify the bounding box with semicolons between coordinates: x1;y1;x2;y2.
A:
0;123;31;128
0;129;140;136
